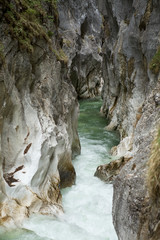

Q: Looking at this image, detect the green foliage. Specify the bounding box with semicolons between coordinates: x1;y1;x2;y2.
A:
45;0;57;9
0;42;5;64
48;30;54;38
0;0;58;52
147;128;160;206
149;47;160;75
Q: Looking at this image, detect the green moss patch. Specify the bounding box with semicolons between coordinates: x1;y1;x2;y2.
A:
0;0;58;52
0;42;5;65
149;47;160;75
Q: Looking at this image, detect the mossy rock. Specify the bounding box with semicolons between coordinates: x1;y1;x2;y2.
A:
53;48;68;64
0;0;58;52
149;47;160;75
147;128;160;206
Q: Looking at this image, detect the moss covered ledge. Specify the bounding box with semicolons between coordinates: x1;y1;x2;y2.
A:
0;0;58;52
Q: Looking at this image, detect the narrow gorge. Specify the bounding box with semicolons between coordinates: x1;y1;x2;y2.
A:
0;0;160;240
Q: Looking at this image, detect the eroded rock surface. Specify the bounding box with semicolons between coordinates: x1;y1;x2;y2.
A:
0;1;80;226
58;0;103;98
98;0;159;138
0;0;103;227
96;0;160;239
113;81;160;240
94;156;131;183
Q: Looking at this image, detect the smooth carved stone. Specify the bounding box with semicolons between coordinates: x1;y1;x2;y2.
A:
0;2;81;224
58;152;76;188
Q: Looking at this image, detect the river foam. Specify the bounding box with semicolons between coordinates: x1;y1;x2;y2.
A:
0;98;119;240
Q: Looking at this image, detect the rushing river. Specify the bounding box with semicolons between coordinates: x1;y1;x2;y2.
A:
0;98;119;240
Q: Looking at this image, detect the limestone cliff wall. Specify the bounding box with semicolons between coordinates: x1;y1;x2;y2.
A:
0;0;103;227
98;0;159;139
97;0;160;239
1;0;160;237
58;0;103;98
0;0;80;226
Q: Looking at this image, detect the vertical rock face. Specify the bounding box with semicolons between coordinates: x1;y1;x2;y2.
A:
113;83;160;240
0;0;102;227
97;0;160;239
0;0;159;237
0;1;80;226
58;0;103;98
98;0;159;138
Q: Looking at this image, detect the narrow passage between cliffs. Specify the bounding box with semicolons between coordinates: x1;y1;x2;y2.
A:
0;98;119;240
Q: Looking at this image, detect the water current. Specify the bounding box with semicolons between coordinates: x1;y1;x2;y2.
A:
0;98;119;240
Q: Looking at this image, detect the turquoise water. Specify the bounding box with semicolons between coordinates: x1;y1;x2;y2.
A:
0;98;119;240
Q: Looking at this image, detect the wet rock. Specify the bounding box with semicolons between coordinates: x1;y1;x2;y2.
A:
58;152;76;188
94;157;131;183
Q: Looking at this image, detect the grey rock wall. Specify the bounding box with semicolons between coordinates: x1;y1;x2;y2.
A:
98;0;159;137
58;0;103;98
97;0;160;239
0;5;80;226
113;81;160;240
0;0;104;227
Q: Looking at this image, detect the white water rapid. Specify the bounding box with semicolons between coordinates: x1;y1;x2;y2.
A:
0;98;119;240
